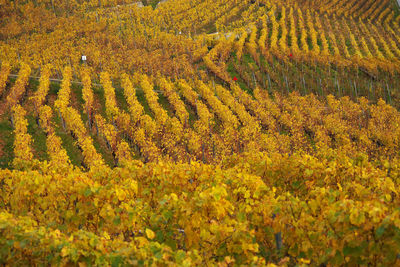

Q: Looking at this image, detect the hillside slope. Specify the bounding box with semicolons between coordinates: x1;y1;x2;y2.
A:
0;0;400;266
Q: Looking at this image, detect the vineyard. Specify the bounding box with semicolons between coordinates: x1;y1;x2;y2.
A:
1;0;400;266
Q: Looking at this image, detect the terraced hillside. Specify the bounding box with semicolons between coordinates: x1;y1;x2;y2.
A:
1;0;400;266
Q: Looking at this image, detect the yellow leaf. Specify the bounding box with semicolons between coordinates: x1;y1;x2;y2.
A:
171;193;178;201
337;183;342;192
115;188;126;201
130;180;138;194
299;258;311;264
146;228;155;239
103;231;111;240
350;208;365;226
135;236;149;247
53;229;61;237
61;247;69;257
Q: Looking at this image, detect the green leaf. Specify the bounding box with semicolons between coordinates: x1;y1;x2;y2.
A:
20;239;27;248
343;245;362;256
376;225;386;238
166;239;177;250
332;250;344;265
83;187;92;197
237;212;246;222
150;244;161;255
111;255;123;267
175;250;186;262
343;246;352;256
156;230;164;241
113;216;121;225
155;251;163;260
292;181;301;188
163;210;173;221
